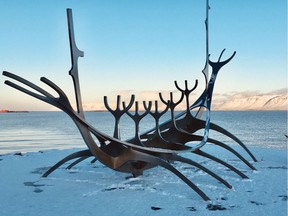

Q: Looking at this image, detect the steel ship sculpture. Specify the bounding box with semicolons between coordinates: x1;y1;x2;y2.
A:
3;1;257;200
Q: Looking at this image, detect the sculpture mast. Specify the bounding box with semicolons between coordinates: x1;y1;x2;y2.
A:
202;0;210;87
67;9;85;118
195;0;210;118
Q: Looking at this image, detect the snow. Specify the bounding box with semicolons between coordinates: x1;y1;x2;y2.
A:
0;145;287;216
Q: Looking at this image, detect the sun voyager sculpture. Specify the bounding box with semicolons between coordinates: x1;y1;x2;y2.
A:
3;1;257;201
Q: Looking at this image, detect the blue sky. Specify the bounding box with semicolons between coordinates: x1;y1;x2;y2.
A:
0;0;287;111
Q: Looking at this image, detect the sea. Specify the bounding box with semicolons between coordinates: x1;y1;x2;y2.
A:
0;111;287;154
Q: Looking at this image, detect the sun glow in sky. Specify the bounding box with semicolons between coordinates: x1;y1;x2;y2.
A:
0;0;287;111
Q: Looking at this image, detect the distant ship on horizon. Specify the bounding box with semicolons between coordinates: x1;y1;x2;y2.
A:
0;109;28;113
0;109;10;113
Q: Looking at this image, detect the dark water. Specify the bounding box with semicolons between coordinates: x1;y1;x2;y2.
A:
0;111;286;154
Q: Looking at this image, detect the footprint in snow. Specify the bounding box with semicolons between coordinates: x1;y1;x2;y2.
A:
24;181;45;193
151;206;162;211
249;200;265;206
278;195;287;201
206;204;227;211
186;207;197;211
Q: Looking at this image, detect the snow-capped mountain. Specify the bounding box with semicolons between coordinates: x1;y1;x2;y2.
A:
213;90;287;111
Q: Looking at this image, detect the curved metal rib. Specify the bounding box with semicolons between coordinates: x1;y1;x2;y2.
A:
194;150;248;179
132;150;211;201
175;114;257;162
209;123;257;162
131;152;232;194
160;153;232;189
194;136;256;170
66;155;92;169
43;150;91;177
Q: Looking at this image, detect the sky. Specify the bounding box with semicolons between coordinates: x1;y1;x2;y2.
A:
0;0;287;111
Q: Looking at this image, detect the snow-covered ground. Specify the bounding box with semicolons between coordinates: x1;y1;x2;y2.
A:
0;145;287;216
